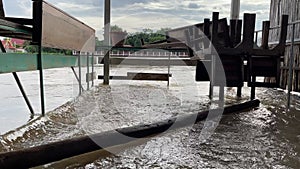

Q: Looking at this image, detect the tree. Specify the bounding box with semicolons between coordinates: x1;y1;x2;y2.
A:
23;40;38;53
125;28;171;47
23;40;72;55
95;37;103;46
111;25;125;32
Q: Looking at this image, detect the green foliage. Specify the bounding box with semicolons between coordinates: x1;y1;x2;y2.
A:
22;40;72;55
125;28;171;47
111;25;125;32
95;37;103;46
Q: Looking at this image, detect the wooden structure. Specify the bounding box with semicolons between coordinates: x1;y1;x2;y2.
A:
0;99;260;169
269;0;300;92
0;0;95;115
142;12;289;100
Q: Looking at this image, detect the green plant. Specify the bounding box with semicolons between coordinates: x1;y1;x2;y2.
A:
111;25;126;33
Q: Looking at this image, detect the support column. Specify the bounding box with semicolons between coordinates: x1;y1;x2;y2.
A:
13;73;35;115
87;53;90;90
103;0;111;85
230;0;240;20
33;0;45;116
78;53;82;95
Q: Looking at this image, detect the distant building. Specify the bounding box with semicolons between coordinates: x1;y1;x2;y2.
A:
1;38;26;53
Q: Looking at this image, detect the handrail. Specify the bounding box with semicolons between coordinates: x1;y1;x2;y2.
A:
255;19;300;33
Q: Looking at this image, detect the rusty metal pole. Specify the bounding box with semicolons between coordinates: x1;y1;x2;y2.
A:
103;0;111;85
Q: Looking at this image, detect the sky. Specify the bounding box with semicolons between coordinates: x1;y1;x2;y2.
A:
3;0;270;39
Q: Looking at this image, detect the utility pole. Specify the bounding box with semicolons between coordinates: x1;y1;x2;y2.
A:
104;0;111;85
231;0;240;19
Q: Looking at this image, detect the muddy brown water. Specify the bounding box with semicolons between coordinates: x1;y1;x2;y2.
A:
0;66;299;168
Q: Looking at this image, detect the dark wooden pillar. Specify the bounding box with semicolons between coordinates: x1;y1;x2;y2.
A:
0;0;4;18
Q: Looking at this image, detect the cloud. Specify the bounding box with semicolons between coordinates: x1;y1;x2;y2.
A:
188;3;200;9
2;0;271;39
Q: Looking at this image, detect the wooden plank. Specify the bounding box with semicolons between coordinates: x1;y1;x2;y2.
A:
0;99;260;169
40;1;95;52
0;53;78;74
4;17;33;25
127;72;171;81
98;75;129;80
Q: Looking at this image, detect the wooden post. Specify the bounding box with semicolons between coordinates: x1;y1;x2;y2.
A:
219;86;225;107
103;0;111;85
209;12;219;100
33;0;46;116
0;0;4;18
241;14;256;49
287;23;296;109
261;21;270;49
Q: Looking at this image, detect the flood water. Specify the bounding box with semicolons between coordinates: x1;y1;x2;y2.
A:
0;65;300;168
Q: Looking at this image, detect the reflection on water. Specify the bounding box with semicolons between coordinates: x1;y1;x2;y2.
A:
0;66;300;168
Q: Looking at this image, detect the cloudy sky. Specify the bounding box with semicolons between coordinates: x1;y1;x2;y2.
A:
3;0;270;39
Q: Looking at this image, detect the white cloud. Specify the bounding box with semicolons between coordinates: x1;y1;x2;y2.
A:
112;12;194;32
55;2;97;13
3;0;271;39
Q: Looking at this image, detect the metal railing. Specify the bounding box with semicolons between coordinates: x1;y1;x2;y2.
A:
254;20;300;45
94;48;190;58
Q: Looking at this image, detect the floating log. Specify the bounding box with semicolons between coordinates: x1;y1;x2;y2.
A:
0;99;260;169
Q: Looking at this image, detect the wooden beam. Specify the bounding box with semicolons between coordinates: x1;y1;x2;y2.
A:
98;72;172;81
128;72;171;81
0;99;260;169
103;0;111;85
261;21;270;49
4;17;33;25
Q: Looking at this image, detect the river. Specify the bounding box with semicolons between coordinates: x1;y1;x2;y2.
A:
0;65;299;168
